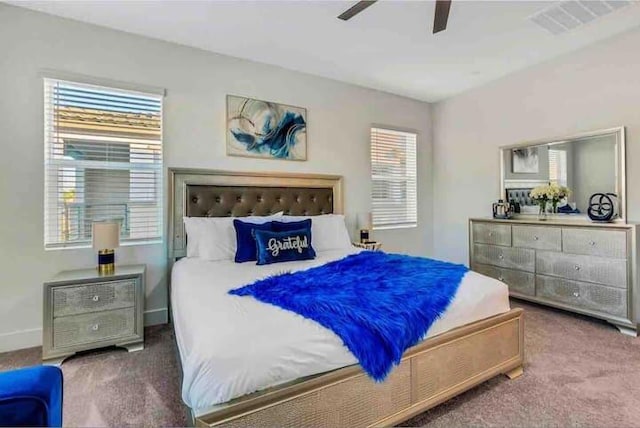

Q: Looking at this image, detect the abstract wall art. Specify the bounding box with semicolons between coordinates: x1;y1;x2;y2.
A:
226;95;307;161
511;147;539;174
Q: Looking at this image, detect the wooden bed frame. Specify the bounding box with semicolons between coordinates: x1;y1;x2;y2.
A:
168;168;525;428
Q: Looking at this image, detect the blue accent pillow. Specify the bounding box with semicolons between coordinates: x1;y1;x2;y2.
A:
271;219;312;232
233;220;274;263
253;228;316;265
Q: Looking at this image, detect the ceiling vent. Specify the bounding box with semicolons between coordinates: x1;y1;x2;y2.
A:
530;1;634;35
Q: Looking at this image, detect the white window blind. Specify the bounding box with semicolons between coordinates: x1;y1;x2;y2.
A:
549;149;568;187
370;127;417;229
44;78;163;249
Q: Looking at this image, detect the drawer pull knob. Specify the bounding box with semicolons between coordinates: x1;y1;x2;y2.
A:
92;295;100;302
533;236;539;241
488;232;493;237
573;292;580;298
589;241;596;246
574;265;580;271
91;324;99;331
498;254;504;260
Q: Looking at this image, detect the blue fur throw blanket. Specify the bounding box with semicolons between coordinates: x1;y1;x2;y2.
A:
229;251;468;381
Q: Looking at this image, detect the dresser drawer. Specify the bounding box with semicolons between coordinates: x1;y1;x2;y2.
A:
512;225;561;251
562;228;627;259
536;251;627;289
472;263;535;296
53;279;136;317
472;222;511;246
536;275;627;318
52;308;136;349
472;244;535;272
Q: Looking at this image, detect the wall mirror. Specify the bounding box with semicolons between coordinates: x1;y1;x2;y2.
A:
500;127;626;222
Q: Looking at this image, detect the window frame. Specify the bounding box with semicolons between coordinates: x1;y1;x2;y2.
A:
370;126;418;231
43;75;165;250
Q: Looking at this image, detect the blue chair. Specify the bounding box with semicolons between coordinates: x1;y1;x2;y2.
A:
0;366;63;427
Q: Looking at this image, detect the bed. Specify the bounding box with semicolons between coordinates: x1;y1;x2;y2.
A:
168;168;524;427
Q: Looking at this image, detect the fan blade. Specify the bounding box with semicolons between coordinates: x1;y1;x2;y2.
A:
433;0;452;33
338;0;377;21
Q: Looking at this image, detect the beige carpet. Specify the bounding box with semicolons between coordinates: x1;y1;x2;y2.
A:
1;300;639;427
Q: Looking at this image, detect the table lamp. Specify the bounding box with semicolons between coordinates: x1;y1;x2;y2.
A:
357;212;372;243
92;222;120;275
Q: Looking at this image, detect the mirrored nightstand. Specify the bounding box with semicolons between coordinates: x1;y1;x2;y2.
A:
353;241;382;251
43;265;145;365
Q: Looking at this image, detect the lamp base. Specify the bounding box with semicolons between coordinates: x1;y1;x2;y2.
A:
97;249;115;275
359;229;370;243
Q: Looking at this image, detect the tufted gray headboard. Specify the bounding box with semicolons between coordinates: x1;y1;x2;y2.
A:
186;186;334;218
168;168;343;260
506;188;535;207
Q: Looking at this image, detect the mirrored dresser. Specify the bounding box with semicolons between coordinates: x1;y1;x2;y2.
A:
469;218;639;336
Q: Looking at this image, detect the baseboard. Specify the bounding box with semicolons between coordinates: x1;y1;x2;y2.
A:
144;307;169;326
0;308;169;354
0;328;42;353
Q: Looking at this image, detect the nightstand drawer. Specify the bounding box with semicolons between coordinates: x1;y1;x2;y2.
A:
52;308;136;349
53;279;136;317
536;275;627;318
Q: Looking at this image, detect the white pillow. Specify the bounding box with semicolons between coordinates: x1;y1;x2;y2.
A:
184;213;282;261
279;214;352;252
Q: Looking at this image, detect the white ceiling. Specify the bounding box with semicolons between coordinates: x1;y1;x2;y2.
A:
8;0;640;102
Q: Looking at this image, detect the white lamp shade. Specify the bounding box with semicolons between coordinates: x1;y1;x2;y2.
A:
92;222;120;250
357;212;372;229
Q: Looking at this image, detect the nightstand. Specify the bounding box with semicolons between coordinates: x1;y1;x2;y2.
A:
353;241;382;251
43;265;145;365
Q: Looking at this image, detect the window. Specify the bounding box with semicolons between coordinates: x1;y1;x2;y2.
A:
370;127;417;229
549;149;568;187
44;78;163;248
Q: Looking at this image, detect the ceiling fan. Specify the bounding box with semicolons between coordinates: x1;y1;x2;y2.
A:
338;0;452;34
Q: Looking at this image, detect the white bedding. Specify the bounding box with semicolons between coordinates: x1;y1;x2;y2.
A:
171;248;510;412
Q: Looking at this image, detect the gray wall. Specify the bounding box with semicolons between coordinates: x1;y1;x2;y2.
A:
572;135;617;212
432;26;640;264
0;4;433;351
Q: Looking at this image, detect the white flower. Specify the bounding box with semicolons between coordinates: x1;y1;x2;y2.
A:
530;183;571;202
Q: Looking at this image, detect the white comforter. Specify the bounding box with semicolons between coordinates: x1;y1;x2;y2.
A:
171;248;510;413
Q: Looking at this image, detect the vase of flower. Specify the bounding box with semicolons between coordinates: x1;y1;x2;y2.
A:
530;183;571;221
538;199;548;221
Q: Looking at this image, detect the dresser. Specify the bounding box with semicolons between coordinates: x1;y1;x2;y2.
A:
469;218;639;336
43;265;145;364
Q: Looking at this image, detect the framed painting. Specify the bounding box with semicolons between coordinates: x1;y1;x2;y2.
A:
226;95;307;161
511;147;539;173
